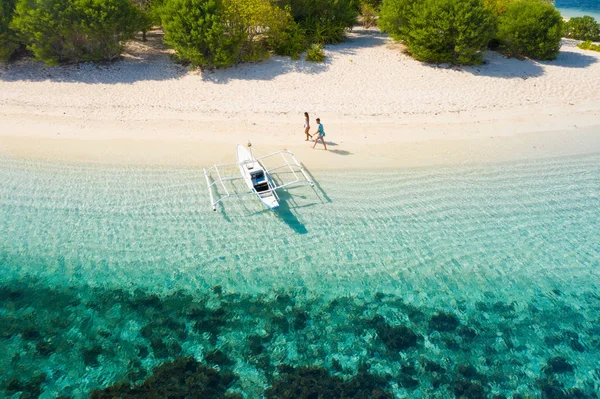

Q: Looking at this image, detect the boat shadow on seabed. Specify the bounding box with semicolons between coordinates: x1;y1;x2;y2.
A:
273;164;332;234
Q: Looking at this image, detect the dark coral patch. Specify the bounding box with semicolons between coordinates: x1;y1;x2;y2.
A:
7;373;47;398
429;312;460;332
371;316;421;351
544;357;574;374
205;350;234;367
265;365;393;399
453;379;487;399
89;357;235;399
82;345;103;367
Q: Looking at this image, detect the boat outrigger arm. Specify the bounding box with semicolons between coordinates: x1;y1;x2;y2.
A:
203;145;314;211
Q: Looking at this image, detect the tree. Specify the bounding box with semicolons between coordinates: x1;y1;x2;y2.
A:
130;0;154;41
161;0;296;67
278;0;359;44
405;0;495;64
11;0;142;65
221;0;292;62
378;0;418;41
161;0;240;67
563;15;600;41
497;0;562;60
482;0;516;15
0;0;18;61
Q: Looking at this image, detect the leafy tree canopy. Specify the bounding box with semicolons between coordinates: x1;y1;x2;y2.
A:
497;0;563;60
405;0;495;65
11;0;143;65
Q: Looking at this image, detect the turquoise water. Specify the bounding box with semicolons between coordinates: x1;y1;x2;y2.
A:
1;153;599;398
557;0;600;20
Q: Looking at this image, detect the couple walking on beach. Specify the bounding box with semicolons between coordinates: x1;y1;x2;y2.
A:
304;112;327;150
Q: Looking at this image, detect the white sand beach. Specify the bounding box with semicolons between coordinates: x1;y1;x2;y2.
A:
1;27;599;169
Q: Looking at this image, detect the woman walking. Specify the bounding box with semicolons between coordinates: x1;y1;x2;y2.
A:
303;112;312;141
312;118;327;150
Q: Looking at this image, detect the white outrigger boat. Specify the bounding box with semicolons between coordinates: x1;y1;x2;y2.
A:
203;143;314;211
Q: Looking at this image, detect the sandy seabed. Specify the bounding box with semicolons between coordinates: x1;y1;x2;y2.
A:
0;27;599;169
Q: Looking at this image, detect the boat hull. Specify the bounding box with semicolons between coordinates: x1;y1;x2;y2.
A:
236;145;279;210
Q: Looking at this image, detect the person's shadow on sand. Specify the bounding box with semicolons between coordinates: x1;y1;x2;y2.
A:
312;141;352;156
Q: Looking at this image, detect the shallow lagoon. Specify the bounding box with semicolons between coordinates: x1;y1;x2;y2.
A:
1;153;599;398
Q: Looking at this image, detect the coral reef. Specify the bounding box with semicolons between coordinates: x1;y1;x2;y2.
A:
89;357;235;398
1;279;599;398
264;365;393;399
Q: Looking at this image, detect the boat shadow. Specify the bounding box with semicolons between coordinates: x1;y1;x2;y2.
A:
275;191;309;234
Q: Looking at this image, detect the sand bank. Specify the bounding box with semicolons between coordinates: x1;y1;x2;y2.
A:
1;28;599;169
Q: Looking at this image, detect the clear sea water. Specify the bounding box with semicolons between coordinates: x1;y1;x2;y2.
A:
1;153;599;398
557;0;600;20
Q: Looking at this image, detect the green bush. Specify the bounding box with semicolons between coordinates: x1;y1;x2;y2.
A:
563;16;600;41
271;22;307;60
404;0;495;65
305;43;325;62
482;0;515;15
279;0;358;44
130;0;154;41
222;0;292;62
0;0;19;61
360;1;377;28
578;40;600;52
161;0;241;67
497;0;562;60
10;0;142;65
162;0;293;67
378;0;418;41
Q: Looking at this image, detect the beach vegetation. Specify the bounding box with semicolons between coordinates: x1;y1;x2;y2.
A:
360;0;378;28
10;0;143;65
406;0;495;65
563;16;600;42
271;22;307;59
161;0;294;67
378;0;418;41
221;0;292;62
0;0;19;61
482;0;517;15
161;0;239;68
578;40;600;52
279;0;359;44
496;0;562;60
305;43;325;62
130;0;154;41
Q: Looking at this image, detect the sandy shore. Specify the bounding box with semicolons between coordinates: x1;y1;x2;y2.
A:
1;27;599;170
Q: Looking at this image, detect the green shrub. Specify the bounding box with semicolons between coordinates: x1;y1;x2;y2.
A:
563;16;600;41
360;1;377;28
221;0;292;62
161;0;241;67
482;0;515;15
361;0;381;10
11;0;142;65
497;0;562;60
162;0;293;67
404;0;495;65
578;40;600;52
279;0;358;44
378;0;418;41
130;0;154;41
272;22;307;60
0;0;19;61
305;43;325;62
